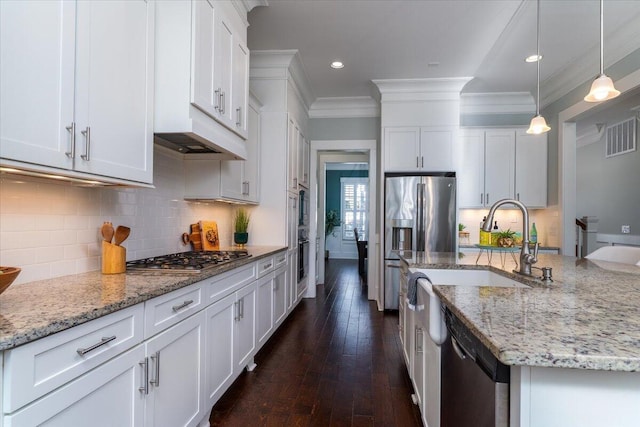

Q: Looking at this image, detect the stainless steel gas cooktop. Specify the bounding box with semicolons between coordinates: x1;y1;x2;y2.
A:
126;250;251;273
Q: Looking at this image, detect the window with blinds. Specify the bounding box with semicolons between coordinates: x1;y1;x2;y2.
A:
340;177;369;240
605;117;636;158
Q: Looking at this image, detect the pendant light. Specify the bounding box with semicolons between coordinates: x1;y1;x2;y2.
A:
527;0;550;135
584;0;620;102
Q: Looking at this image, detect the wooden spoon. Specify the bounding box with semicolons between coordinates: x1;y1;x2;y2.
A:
101;222;114;243
113;226;131;246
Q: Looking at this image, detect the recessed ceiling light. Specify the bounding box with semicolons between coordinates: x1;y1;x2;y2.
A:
330;61;344;69
525;54;543;63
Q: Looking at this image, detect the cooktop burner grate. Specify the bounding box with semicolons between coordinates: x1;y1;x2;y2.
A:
126;250;251;273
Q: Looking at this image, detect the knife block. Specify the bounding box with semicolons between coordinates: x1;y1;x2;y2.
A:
102;241;126;274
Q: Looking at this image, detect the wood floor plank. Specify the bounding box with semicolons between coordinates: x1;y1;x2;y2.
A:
209;259;422;426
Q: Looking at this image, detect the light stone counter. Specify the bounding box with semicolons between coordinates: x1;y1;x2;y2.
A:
400;251;640;372
0;246;286;351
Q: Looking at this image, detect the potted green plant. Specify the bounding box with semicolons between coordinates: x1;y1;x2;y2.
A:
325;210;341;259
496;229;517;247
325;210;341;237
233;208;250;246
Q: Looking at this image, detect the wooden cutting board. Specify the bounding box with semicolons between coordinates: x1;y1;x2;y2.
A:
190;223;203;251
199;220;219;251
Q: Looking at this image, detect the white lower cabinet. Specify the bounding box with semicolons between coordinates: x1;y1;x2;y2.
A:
4;345;145;427
273;265;288;327
287;250;298;312
143;311;205;427
204;293;235;409
256;273;274;347
1;253;293;427
234;282;257;372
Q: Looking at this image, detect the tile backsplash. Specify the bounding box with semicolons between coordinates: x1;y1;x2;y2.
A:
0;148;236;286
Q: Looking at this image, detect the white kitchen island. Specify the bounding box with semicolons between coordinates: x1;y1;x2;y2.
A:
400;251;640;427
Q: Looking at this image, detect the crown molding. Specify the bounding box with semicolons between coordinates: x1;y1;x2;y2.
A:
372;77;472;102
541;17;640;107
309;97;380;118
250;50;315;110
576;123;605;148
461;92;535;115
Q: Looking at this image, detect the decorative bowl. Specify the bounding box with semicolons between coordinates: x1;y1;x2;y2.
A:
0;267;21;295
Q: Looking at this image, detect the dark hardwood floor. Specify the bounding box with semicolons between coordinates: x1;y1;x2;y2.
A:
209;259;422;427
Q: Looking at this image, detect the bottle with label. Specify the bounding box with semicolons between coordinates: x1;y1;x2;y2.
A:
479;216;491;246
530;222;538;244
491;221;499;246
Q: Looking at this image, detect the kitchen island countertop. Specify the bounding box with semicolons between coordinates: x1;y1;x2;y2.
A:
0;246;286;351
400;251;640;371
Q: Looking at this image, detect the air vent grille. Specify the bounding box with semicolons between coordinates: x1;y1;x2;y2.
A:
605;117;636;158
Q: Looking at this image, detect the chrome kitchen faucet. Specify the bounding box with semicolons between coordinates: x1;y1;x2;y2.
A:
482;199;539;276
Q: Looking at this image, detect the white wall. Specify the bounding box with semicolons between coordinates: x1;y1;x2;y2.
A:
0;147;234;286
577;124;640;236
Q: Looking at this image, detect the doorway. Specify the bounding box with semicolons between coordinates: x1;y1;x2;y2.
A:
309;140;378;304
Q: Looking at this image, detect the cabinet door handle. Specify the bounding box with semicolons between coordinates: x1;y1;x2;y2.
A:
416;328;423;353
480;193;483;205
172;299;194;312
486;193;489;204
80;126;90;160
240;297;244;319
150;351;160;387
234;301;240;321
421;156;424;168
76;335;116;356
65;122;75;159
139;357;149;395
236;107;242;127
416;156;419;168
220;91;226;115
517;192;520;201
214;89;221;111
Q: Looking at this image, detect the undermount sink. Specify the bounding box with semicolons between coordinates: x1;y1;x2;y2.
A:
422;269;530;288
412;268;529;346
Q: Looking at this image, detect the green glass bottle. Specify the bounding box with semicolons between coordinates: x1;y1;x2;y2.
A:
530;222;538;244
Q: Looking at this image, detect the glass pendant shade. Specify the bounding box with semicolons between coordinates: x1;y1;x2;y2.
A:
584;74;621;102
527;115;551;135
584;0;620;103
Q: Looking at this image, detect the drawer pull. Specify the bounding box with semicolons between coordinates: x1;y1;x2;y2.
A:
172;300;194;312
76;335;116;356
277;256;285;263
263;263;273;270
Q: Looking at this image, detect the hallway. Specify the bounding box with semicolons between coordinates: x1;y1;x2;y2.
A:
209;259;422;426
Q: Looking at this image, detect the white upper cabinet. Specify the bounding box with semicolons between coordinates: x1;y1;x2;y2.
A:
515;130;547;208
219;96;261;203
190;0;248;139
458;128;547;208
0;0;154;185
287;115;300;192
383;127;454;172
185;94;261;203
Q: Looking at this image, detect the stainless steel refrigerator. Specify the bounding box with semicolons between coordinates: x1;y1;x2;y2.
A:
384;173;456;309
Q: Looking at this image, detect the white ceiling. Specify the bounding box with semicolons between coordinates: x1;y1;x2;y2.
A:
247;0;640;106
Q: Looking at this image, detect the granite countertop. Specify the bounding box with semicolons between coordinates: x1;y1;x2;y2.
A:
0;246;287;351
400;251;640;372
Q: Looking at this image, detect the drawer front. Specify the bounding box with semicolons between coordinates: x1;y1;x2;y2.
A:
144;282;204;339
273;251;287;269
257;256;274;278
208;262;256;303
3;304;144;412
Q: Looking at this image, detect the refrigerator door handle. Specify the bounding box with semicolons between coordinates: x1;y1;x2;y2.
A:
416;182;425;251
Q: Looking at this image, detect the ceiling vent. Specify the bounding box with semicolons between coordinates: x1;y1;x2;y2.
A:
605;117;636;158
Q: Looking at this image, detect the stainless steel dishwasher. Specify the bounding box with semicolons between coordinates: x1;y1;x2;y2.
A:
441;307;510;427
